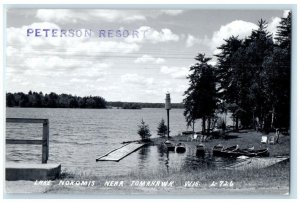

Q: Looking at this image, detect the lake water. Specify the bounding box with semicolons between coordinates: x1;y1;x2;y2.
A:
6;108;232;177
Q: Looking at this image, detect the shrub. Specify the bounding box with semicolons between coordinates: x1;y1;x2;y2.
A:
137;119;152;141
157;119;168;137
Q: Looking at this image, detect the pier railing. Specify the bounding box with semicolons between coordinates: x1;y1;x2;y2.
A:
6;118;49;164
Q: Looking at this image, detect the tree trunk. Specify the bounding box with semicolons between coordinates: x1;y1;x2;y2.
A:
202;116;206;134
235;116;239;131
271;106;275;129
207;117;211;135
192;120;195;133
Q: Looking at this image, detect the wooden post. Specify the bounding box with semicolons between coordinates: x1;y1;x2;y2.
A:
165;93;171;139
42;120;49;164
6;118;50;164
167;109;170;139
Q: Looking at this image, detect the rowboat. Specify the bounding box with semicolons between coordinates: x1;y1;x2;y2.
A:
236;148;269;157
182;131;194;135
175;143;186;153
213;145;239;157
212;144;224;156
196;144;205;156
164;140;175;151
215;145;269;157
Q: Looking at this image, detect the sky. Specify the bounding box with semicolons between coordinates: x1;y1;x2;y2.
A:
5;8;289;103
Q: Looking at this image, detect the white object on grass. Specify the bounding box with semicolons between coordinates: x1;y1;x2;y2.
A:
261;135;267;144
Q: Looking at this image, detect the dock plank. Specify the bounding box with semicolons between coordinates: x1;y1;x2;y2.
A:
96;143;145;162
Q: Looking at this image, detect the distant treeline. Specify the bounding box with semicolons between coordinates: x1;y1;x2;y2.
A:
107;101;184;109
6;91;184;109
6;91;107;109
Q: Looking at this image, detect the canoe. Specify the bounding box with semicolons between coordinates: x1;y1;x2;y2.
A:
196;144;205;156
164;140;175;151
175;143;186;153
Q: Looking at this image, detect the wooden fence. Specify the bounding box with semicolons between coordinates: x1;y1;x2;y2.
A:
6;118;49;164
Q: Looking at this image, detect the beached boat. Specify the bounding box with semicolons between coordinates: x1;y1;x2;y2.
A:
164;140;175;151
175;143;186;153
235;148;269;157
213;145;239;157
216;145;269;157
196;144;205;156
181;131;194;135
212;144;224;156
224;145;239;152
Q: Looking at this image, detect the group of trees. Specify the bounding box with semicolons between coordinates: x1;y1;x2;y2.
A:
183;13;291;134
137;118;168;141
107;101;184;109
6;91;107;109
120;102;142;109
6;92;185;109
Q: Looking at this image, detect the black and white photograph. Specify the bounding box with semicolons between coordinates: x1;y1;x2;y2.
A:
3;5;294;197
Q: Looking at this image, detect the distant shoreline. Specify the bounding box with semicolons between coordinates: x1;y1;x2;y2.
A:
6;92;184;109
6;105;184;109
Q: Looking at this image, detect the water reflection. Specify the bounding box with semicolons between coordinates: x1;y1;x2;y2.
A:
138;144;150;169
137;145;239;174
156;143;170;173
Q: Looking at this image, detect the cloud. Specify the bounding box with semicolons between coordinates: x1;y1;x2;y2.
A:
121;73;154;86
69;63;110;79
211;20;258;51
64;40;140;56
186;34;201;47
134;55;165;64
126;26;179;44
7;21;140;61
35;9;184;24
6;22;139;94
36;9;147;23
267;17;281;39
283;10;290;18
160;66;189;79
160;10;183;16
36;9;81;23
7;22;66;47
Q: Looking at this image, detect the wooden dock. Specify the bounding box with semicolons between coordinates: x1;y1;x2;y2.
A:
96;142;145;162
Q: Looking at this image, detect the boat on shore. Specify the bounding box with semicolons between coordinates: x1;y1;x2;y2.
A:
213;144;269;157
213;145;239;157
164;140;175;151
175;143;186;153
196;144;205;156
234;148;269;157
212;144;225;156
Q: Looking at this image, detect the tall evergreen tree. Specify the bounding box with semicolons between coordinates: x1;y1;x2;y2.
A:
183;53;218;134
215;36;243;130
263;12;291;129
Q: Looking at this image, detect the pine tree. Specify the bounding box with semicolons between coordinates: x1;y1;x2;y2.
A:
157;119;168;137
183;53;218;134
137;119;152;141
